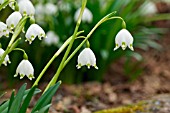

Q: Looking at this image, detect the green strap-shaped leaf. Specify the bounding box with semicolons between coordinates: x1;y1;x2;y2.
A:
8;83;27;113
34;104;51;113
31;81;61;113
0;92;7;99
19;86;36;113
1;108;8;113
7;90;15;113
0;87;41;112
0;100;9;112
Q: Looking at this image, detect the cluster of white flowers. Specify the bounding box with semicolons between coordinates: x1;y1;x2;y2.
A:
0;0;48;80
35;3;58;16
1;0;135;80
77;29;134;69
35;2;58;23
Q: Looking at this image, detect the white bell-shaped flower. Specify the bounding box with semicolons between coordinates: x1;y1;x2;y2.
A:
0;48;11;66
0;22;9;38
14;59;34;80
45;3;58;15
43;31;59;46
18;0;35;16
114;29;134;51
77;48;98;69
74;7;93;23
25;24;45;44
6;11;22;30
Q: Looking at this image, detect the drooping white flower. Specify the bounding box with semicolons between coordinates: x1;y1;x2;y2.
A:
74;7;93;23
45;3;58;15
77;48;98;69
25;24;45;44
114;29;134;51
140;1;157;16
0;22;9;38
14;59;34;80
43;31;59;46
18;0;35;16
6;11;22;30
0;48;11;66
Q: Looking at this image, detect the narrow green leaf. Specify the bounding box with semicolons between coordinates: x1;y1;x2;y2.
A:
0;100;9;112
8;83;27;113
1;108;8;113
31;81;61;113
7;90;15;113
19;86;36;113
0;1;9;11
0;88;41;112
34;104;51;113
0;92;7;99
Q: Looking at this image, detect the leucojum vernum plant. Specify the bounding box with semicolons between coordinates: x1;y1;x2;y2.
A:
0;0;134;112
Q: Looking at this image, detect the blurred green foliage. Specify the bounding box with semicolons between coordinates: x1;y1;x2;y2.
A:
0;0;169;84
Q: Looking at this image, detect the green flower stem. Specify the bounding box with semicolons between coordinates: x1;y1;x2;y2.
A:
0;16;28;66
13;48;28;60
32;31;84;87
32;36;72;87
8;38;21;53
63;16;124;67
0;0;15;11
107;16;126;29
43;0;87;93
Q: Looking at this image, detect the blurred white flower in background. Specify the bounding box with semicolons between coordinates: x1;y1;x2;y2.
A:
58;1;71;12
6;11;22;30
140;1;157;16
25;24;46;44
35;3;44;15
74;7;93;23
0;22;9;38
77;48;98;69
43;31;59;46
0;0;4;4
0;48;11;66
14;59;34;80
18;0;35;16
114;29;134;51
45;3;58;15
